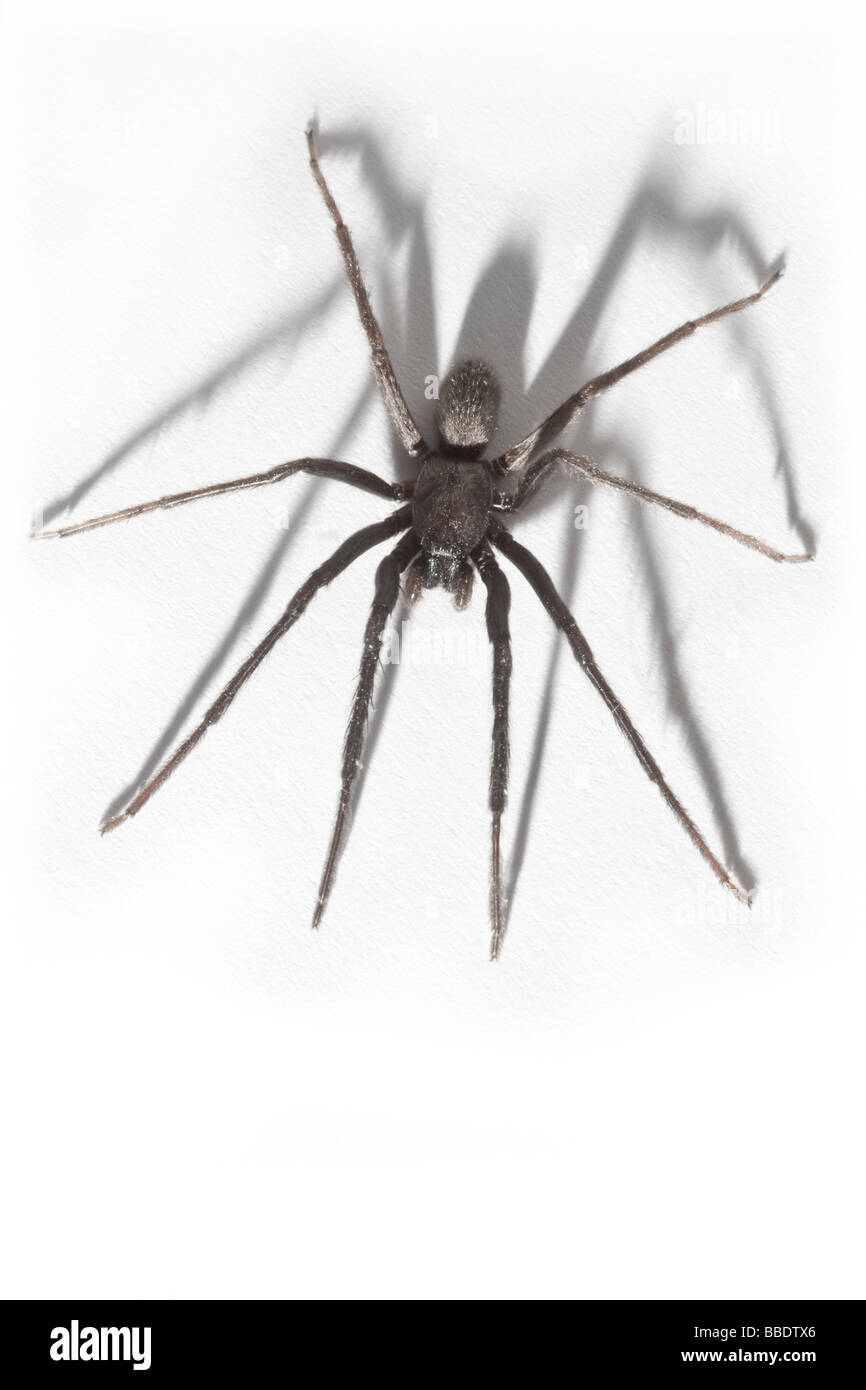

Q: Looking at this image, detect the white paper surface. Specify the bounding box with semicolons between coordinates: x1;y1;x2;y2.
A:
3;0;861;1298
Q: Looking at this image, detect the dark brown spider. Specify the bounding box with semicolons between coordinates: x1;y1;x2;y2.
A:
36;127;812;959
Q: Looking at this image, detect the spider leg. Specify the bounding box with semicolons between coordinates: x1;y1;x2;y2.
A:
489;520;751;906
306;127;428;460
313;527;420;927
100;505;412;834
473;544;512;959
34;458;411;540
495;448;812;564
493;270;782;473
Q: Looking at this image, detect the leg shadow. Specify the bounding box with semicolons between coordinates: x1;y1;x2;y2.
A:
40;281;343;527
101;381;376;826
479;144;815;931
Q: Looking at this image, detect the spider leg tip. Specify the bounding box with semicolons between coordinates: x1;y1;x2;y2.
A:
99;813;126;836
726;878;753;908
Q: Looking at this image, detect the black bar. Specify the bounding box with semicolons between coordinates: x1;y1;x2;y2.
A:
2;1299;861;1376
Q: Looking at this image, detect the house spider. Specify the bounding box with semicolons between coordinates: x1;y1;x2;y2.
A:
36;127;812;959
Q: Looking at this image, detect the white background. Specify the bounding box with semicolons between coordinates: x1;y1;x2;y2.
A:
2;0;862;1298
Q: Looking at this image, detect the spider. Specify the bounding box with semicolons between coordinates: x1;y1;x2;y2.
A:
36;126;812;959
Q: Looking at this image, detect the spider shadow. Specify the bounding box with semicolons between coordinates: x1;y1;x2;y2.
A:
40;279;344;528
496;154;816;942
100;386;375;827
96;126;434;828
46;260;366;827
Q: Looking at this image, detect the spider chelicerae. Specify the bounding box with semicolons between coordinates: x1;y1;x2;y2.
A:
37;126;812;958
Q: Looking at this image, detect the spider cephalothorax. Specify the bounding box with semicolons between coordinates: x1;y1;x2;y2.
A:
36;126;811;958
